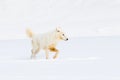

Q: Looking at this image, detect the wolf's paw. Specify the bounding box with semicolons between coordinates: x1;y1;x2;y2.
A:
53;55;57;59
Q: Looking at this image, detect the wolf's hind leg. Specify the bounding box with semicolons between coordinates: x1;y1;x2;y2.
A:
31;40;40;59
31;49;36;59
45;49;49;59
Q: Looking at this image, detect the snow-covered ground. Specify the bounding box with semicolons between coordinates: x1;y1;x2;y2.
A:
0;37;120;80
0;0;120;80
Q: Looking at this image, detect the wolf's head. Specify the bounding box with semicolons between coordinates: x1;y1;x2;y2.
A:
55;27;68;41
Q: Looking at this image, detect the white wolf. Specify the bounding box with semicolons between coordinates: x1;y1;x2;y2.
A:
26;27;68;59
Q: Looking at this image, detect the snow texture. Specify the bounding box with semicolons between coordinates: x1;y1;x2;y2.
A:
0;0;120;80
0;37;120;80
0;0;120;39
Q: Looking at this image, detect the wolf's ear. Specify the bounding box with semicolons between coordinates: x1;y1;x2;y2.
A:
56;27;61;32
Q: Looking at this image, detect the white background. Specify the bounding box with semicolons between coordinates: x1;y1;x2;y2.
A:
0;0;120;80
0;0;120;39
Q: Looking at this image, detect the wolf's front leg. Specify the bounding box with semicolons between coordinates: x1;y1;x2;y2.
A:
53;49;59;59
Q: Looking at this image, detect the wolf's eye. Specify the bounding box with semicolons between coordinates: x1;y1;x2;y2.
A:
57;30;60;32
62;34;64;36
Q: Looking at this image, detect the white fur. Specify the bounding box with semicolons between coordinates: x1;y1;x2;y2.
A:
26;27;68;59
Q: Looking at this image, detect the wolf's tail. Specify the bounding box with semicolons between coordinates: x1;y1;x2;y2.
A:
26;28;34;38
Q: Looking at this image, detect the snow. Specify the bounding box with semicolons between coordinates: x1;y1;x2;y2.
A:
0;37;120;80
0;0;120;39
0;0;120;80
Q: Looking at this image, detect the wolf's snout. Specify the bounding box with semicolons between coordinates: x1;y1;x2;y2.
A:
66;38;68;41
